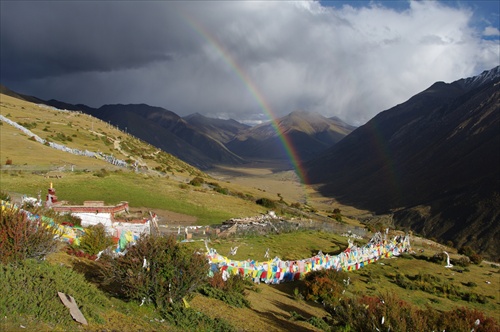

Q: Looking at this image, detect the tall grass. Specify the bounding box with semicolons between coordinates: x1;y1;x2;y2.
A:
0;259;109;327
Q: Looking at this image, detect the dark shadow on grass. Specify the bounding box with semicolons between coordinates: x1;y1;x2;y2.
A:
270;283;326;312
71;258;102;283
270;299;325;321
250;307;320;332
72;258;123;297
271;281;305;300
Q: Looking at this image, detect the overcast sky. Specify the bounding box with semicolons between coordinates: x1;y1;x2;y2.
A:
1;1;499;126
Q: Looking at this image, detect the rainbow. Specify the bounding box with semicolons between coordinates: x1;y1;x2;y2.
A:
182;14;308;184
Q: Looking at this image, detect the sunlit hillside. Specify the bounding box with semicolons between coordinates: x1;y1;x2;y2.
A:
0;93;273;224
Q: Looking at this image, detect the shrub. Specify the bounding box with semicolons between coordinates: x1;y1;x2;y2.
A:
93;168;109;178
430;252;446;264
435;307;498;331
303;269;348;305
454;256;471;267
469;253;483;265
458;246;483;264
58;212;82;227
256;198;277;209
0;191;11;201
289;311;330;331
189;176;204;186
198;284;250;308
99;234;208;309
394;272;486;303
0;207;58;264
394;272;417;290
199;272;251;308
19;121;37;129
214;187;229;195
77;224;114;255
327;292;499;332
307;316;330;331
159;304;235;331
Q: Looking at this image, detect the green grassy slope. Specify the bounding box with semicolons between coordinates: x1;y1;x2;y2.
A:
0;93;269;224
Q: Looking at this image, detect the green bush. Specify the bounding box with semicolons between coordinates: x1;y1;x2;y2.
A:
256;198;277;209
198;285;250;308
159;304;235;331
394;272;417;290
394;272;487;303
0;259;109;326
430;252;446;264
289;311;330;331
93;168;110;178
454;256;471;267
198;272;251;308
59;212;82;227
189;176;205;186
458;246;483;264
463;281;477;288
19;121;37;129
99;234;208;309
307;316;330;331
214;187;229;195
78;224;114;255
0;191;11;201
0;207;58;264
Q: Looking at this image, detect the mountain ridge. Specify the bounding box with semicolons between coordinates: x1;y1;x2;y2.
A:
3;87;354;169
227;110;354;162
304;66;500;259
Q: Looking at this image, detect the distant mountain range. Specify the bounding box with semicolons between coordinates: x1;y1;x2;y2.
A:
0;85;355;169
304;66;500;259
227;110;355;162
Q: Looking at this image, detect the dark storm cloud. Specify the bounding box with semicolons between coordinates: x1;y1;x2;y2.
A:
1;1;499;125
0;1;191;80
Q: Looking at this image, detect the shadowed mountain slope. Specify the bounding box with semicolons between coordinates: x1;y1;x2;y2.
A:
183;113;250;144
304;66;500;258
227;110;354;162
84;104;245;169
0;84;45;104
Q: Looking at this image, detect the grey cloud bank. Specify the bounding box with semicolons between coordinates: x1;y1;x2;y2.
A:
1;1;499;126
